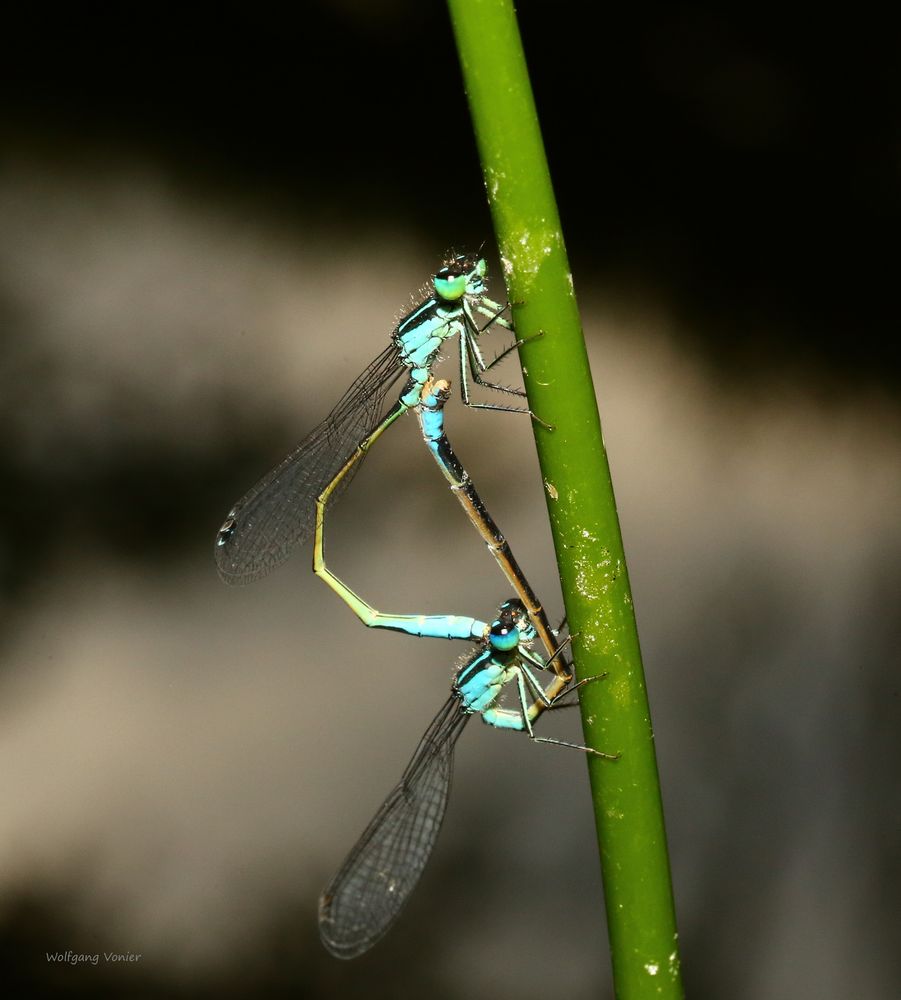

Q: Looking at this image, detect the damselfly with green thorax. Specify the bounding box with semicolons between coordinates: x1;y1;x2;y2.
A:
215;254;538;584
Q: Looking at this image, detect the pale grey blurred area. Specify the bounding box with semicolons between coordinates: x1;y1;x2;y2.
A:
1;157;899;999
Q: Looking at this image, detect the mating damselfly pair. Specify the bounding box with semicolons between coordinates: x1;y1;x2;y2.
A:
215;253;616;958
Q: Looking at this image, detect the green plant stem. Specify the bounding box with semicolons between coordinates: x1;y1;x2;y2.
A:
446;2;684;997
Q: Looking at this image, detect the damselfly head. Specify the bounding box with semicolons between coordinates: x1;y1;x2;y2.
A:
488;598;533;651
433;254;488;301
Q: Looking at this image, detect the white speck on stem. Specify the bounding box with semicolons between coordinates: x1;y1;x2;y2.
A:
504;228;564;294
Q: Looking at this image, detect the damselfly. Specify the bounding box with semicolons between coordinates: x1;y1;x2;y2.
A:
318;597;617;959
313;442;618;957
215;254;536;584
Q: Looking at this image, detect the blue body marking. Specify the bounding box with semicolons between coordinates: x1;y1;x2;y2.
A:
318;598;618;959
215;254;532;585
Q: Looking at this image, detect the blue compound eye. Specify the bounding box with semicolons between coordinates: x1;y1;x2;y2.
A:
434;270;468;301
488;620;520;652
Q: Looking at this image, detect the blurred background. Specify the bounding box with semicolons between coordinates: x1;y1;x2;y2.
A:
2;2;899;997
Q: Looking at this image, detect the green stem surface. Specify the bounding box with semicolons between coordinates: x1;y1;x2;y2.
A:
446;2;684;997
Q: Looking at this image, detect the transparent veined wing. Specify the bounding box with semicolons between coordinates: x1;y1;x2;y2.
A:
215;342;405;584
318;696;470;959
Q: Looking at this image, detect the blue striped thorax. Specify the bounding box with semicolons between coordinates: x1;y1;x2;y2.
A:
394;256;487;363
455;650;507;714
453;598;537;716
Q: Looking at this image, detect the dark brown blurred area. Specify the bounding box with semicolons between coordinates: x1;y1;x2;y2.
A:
1;3;899;999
